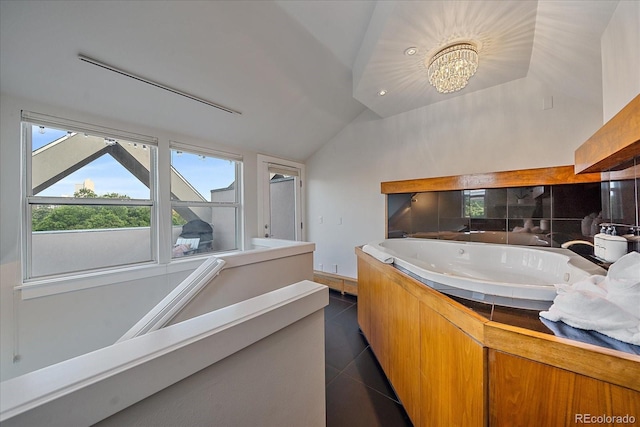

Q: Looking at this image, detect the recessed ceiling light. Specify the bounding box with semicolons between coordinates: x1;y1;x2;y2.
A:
404;47;418;56
378;89;387;96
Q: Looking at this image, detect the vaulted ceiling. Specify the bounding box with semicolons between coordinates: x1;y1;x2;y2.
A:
0;1;618;161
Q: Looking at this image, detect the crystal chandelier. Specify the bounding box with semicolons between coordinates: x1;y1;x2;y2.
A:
427;43;478;94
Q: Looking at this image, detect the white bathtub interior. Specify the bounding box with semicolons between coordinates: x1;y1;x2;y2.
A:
365;238;606;310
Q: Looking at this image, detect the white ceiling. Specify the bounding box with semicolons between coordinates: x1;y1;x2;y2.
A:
0;1;618;161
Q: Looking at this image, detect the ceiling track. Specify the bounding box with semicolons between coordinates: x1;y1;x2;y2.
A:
78;54;242;116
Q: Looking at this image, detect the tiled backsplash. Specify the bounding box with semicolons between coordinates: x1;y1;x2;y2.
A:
388;157;639;248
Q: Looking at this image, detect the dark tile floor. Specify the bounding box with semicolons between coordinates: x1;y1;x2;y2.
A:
324;290;413;427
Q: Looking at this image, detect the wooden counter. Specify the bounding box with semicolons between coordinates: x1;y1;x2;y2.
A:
356;247;640;427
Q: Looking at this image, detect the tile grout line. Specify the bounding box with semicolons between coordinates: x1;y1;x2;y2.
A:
335;346;403;405
324;344;368;388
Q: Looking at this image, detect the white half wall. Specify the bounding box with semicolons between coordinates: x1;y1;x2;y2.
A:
1;281;328;427
95;309;326;427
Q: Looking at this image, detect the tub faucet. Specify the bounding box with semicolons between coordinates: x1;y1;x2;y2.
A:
561;240;594;249
561;240;595;257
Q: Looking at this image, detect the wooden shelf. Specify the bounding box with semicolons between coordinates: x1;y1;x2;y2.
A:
575;94;640;174
313;271;357;295
381;165;602;194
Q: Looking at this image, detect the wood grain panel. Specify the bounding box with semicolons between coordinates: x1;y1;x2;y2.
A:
313;272;344;293
490;350;640;426
356;260;371;338
489;350;574;427
575;94;640;174
381;165;602;194
314;271;359;296
568;374;613;423
416;284;487;342
485;321;640;391
421;302;485;427
387;274;421;425
610;383;640;421
368;263;389;373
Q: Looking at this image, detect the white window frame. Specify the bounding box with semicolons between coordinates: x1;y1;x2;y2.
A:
257;154;305;241
21;111;159;281
170;142;243;255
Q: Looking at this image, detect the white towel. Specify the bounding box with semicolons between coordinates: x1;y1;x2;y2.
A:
362;244;394;264
540;251;640;345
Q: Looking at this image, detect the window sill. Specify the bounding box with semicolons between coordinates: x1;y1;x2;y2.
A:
17;259;205;300
16;239;315;300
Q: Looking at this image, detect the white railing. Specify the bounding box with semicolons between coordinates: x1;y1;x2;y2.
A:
116;256;226;343
0;280;328;427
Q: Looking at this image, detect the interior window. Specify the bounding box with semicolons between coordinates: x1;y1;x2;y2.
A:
170;147;241;257
24;118;157;279
463;189;486;218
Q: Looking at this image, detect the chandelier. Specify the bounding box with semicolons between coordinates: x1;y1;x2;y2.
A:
427;43;478;94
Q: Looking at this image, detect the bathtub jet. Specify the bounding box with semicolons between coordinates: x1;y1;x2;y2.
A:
363;238;606;310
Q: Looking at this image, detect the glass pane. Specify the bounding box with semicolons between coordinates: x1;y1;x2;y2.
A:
32;204;151;231
172;205;237;257
171;149;237;202
463;189;487;218
439;191;469;234
31;125;152;199
507;186;550;220
387;193;413;238
30;203;152;277
269;174;296;240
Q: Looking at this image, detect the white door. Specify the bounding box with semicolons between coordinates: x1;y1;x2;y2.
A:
258;155;304;241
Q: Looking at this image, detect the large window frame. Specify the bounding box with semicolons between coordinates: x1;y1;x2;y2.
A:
21;111;159;280
170;142;243;258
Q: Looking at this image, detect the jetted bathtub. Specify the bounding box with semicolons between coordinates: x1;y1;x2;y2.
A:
363;238;606;310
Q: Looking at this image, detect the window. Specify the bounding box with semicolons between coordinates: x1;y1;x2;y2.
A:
170;145;241;258
463;189;486;218
22;112;157;279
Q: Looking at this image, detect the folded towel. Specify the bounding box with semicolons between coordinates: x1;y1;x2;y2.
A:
362;244;394;264
605;251;640;316
540;252;640;346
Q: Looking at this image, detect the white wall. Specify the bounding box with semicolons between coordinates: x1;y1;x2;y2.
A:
0;93;262;381
95;310;326;427
601;0;640;122
307;1;640;280
307;76;604;279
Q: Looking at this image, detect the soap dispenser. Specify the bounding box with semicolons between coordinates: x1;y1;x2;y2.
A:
603;226;627;263
594;224;607;259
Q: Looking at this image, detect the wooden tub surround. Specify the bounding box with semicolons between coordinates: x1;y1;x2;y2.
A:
356;248;640;427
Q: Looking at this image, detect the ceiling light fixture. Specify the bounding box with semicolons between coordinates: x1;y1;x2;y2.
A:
427;43;478;94
378;89;387;96
78;54;242;115
404;47;418;56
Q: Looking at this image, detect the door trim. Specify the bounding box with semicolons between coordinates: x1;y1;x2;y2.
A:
257;154;305;241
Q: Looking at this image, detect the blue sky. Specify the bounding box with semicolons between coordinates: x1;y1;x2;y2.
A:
33;126;236;200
